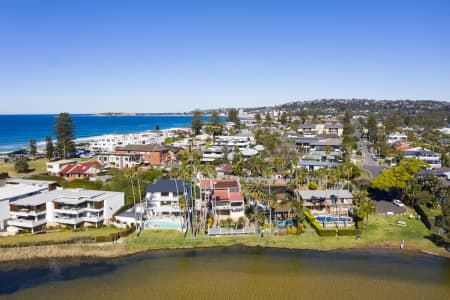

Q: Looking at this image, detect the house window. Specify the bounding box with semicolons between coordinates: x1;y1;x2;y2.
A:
161;192;169;197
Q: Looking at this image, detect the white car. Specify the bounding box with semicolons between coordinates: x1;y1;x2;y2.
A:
393;199;405;207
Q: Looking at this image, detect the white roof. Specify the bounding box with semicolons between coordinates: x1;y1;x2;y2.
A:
5;178;56;186
12;189;124;206
0;185;48;202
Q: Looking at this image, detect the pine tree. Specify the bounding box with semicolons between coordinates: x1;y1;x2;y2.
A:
54;113;75;159
29;139;37;157
191;110;203;135
45;136;54;160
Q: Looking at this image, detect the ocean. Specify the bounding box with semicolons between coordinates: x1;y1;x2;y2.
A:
0;114;203;152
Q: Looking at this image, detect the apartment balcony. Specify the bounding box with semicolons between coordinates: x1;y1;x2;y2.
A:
10;209;46;217
8;218;47;229
54;207;84;215
53;215;82;225
83;215;105;223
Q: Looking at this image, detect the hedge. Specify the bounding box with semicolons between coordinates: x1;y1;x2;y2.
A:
303;209;357;237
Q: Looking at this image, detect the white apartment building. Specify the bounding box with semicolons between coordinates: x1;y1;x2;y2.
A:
88;131;165;152
7;189;124;232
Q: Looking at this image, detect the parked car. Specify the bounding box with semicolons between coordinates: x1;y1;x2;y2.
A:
393;199;405;207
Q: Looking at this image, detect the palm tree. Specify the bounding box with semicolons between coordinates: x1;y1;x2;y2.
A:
291;198;304;232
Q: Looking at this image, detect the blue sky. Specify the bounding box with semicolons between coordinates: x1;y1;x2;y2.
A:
0;0;449;113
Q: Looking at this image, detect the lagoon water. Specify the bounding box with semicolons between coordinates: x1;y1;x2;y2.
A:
0;248;449;299
0;114;203;152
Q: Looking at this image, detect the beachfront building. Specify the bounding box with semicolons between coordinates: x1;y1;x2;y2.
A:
299;190;354;216
200;179;245;221
145;179;191;217
46;160;77;175
88;131;165;152
7;189;124;232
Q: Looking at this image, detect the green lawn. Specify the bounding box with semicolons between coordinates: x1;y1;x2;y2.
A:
0;158;49;178
124;214;448;256
0;226;122;246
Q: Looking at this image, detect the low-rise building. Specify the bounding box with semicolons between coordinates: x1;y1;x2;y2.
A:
97;152;141;169
46;160;77;175
7;189;125;232
201;179;245;221
387;133;408;145
402;148;442;169
299;190;353;216
59;161;103;181
115;144;178;166
145;179;191;218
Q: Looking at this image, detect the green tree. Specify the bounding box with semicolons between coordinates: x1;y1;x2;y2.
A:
371;158;427;192
255;112;262;125
366;114;378;143
226;108;240;127
14;159;30;173
29;139;37;157
279;112;288;125
205;111;224;141
191;109;203;135
45;136;54;160
435;197;450;244
54;112;76;159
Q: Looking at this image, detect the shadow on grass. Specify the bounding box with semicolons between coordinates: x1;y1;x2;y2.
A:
424;233;449;248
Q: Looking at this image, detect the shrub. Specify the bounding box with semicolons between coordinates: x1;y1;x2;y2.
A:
308;182;318;190
14;159;30;173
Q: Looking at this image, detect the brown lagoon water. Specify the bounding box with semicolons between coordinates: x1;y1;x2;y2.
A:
0;247;449;300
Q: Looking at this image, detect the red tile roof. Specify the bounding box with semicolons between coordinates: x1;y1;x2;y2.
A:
59;161;102;175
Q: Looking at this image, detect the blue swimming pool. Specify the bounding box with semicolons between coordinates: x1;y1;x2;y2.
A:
145;219;182;230
315;216;352;223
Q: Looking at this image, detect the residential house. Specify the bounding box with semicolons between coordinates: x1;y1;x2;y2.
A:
88;131;165;152
323;123;344;137
46;160;76;175
299;190;353;216
59;161;103;181
200;179;245;221
387;133;408;145
402;147;442;169
145;179;191;218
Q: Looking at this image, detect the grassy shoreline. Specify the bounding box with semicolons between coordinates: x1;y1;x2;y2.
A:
1;214;449;262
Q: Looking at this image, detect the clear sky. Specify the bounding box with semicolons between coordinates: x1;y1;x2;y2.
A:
1;0;449;114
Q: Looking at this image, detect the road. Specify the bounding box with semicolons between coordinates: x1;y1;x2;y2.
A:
357;139;384;177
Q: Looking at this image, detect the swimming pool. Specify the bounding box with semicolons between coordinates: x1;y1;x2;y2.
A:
145;219;182;230
315;216;352;223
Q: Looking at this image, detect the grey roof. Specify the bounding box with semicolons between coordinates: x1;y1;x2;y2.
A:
299;124;317;129
299;190;353;200
324;123;343;129
146;179;189;194
310;138;342;146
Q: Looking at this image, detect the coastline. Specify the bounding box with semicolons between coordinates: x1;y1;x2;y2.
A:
1;235;449;263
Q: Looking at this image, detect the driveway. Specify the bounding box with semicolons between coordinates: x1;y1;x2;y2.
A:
375;200;407;215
